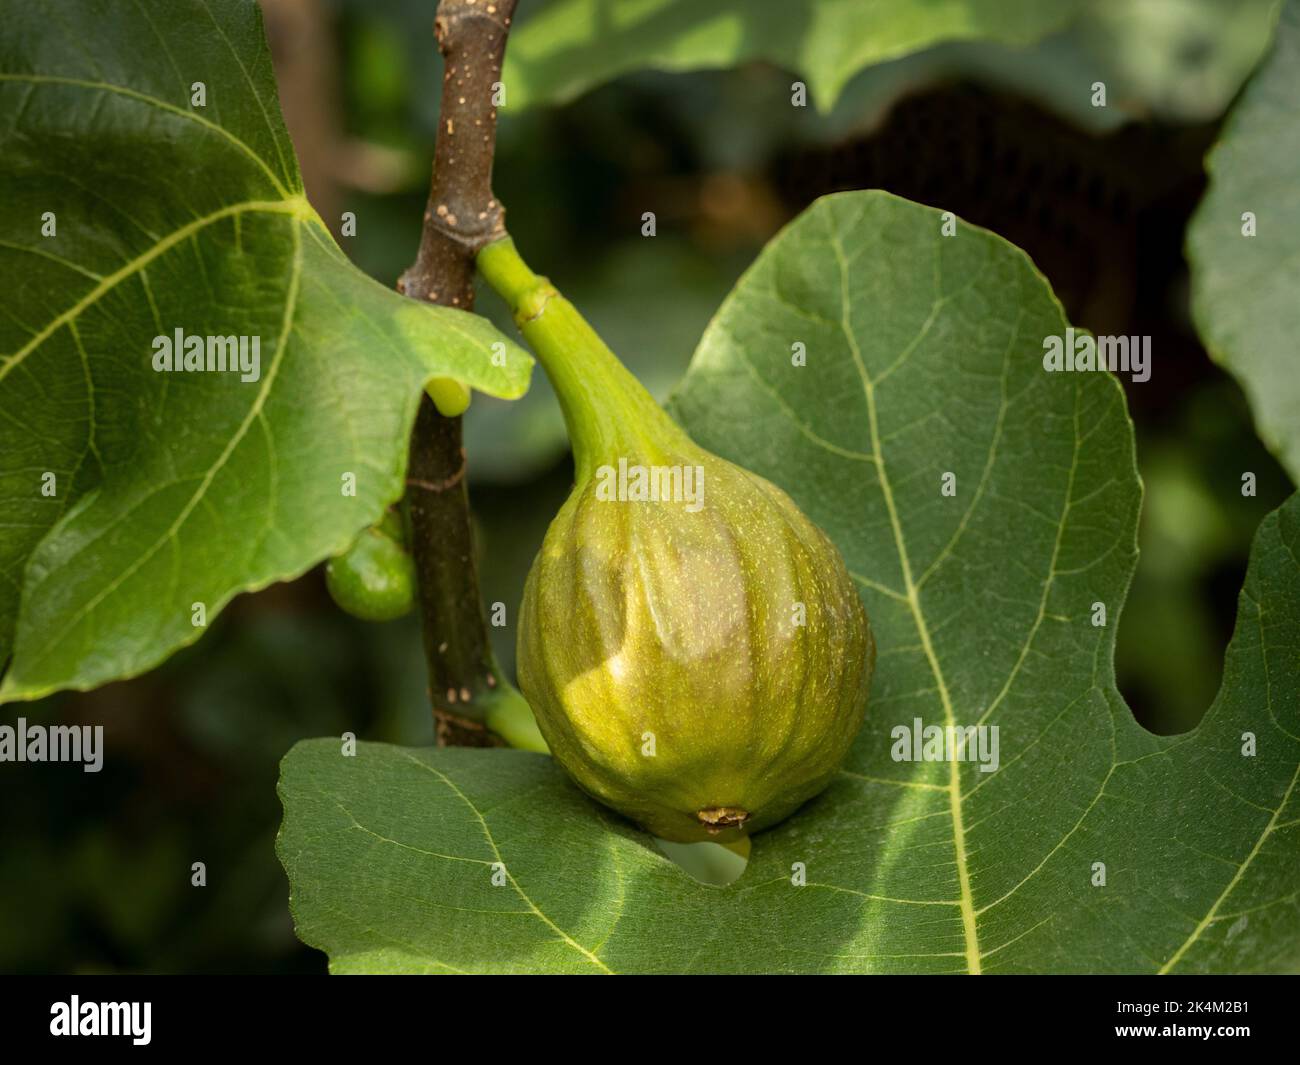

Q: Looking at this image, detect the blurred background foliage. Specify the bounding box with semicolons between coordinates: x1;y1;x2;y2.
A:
1;0;1291;973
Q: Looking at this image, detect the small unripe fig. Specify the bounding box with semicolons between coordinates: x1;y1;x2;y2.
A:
326;514;416;622
482;240;874;844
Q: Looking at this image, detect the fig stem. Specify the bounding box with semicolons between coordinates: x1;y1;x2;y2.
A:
477;236;693;481
483;687;550;753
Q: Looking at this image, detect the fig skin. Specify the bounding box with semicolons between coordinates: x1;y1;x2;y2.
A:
326;523;415;622
519;444;873;843
481;238;874;843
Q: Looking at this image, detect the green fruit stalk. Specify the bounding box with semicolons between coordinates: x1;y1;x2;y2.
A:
478;238;874;843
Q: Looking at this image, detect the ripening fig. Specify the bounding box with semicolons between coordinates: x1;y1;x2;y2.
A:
478;239;874;844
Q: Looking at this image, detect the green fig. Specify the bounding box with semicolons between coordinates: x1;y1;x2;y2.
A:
479;238;874;844
326;514;416;622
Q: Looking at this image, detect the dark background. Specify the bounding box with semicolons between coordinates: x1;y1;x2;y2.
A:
0;0;1290;973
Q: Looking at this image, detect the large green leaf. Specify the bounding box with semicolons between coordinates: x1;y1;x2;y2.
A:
503;0;1082;114
826;0;1279;138
0;0;532;699
1189;0;1300;482
278;192;1300;973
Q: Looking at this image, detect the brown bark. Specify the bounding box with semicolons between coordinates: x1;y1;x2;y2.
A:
399;0;519;743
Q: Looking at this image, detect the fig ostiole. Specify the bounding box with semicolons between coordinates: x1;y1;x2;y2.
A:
477;237;874;844
325;512;417;622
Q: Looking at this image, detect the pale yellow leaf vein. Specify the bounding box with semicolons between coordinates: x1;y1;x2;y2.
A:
827;208;982;974
0;73;291;197
396;752;615;974
1158;758;1300;974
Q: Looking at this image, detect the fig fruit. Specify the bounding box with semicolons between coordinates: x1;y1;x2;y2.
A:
326;513;416;621
479;238;874;843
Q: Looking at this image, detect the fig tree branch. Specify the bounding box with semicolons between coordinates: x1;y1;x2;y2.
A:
399;0;519;747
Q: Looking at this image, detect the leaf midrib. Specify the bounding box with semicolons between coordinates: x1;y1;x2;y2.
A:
825;214;983;974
